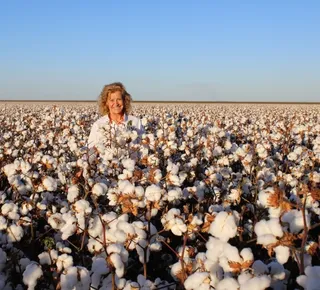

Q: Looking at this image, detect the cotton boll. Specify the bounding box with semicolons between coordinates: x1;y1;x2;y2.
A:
268;261;286;280
87;238;103;254
22;263;43;290
122;158;135;171
3;163;16;177
18;258;32;272
48;213;65;230
297;266;320;290
118;180;135;194
38;249;58;265
91;257;110;289
268;218;284;238
110;253;125;278
205;237;226;263
60;212;77;240
216;277;239;290
168;173;181;186
134;186;144;198
56;254;73;272
67;185;79;202
240;248;254;262
209;211;237;242
73;199;92;214
252;260;268;275
168;188;183;202
42;176;57;191
167;160;179;175
2;202;19;220
149;241;162;251
7;224;24;242
239;275;271;290
281;209;310;233
224;243;242;263
184;272;210;290
145;184;162;202
117;221;135;236
274;245;290;264
60;266;90;290
170;261;182;281
237;272;253;285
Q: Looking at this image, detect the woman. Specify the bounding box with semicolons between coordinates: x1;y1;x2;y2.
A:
88;82;143;149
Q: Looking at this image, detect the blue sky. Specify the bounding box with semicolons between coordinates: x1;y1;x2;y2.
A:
1;0;319;102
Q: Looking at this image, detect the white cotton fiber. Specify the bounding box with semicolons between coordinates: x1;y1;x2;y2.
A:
184;272;210;290
23;263;43;290
216;277;239;290
239;275;271;290
209;211;237;242
274;245;290;264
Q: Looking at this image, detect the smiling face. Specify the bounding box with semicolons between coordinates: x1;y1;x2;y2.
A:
107;91;124;116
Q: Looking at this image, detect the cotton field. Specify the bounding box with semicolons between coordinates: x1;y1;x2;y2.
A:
0;102;320;290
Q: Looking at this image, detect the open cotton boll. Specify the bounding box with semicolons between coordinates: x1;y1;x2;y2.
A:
184;272;210;290
274;245;290;264
252;260;268;275
73;199;92;214
145;184;162;202
38;249;58;265
240;248;254;262
223;243;242;263
167;160;179;175
22;263;43;290
3;163;16;177
60;266;90;290
56;254;73;272
254;219;283;246
1;202;19;220
116;220;135;236
168;173;181;186
92;182;108;197
258;187;275;207
42;176;57;191
7;224;24;242
60;212;77;240
216;277;239;290
268;261;286;280
48;213;65;230
122;158;135;171
118;180;135;194
87;238;103;254
281;209;310;233
167;188;183;202
118;169;133;180
110;253;125;278
297;266;320;290
91;257;110;289
205;237;226;263
239;275;271;290
67;185;79;202
209;211;237;242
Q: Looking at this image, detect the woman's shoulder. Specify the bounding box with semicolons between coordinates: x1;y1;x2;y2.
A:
92;115;109;126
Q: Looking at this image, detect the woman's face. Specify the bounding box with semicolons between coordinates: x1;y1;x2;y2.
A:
107;91;124;115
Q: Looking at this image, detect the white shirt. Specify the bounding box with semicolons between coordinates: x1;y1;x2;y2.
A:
87;114;143;148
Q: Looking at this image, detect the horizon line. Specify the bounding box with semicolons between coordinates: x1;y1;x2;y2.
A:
1;100;320;105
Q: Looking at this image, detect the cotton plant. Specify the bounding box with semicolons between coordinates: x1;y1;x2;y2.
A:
1;102;320;289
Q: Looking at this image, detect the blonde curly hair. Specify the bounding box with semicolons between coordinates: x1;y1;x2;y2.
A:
98;82;132;116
